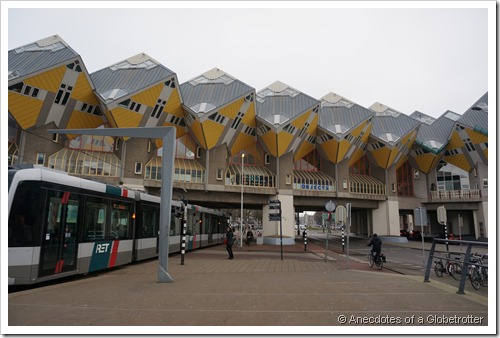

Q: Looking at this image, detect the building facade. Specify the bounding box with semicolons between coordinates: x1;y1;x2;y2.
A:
8;35;489;243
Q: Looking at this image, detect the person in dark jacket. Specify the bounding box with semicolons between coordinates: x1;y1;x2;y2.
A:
226;227;234;259
367;233;382;262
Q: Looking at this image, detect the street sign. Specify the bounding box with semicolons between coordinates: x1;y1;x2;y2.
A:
414;207;428;227
325;200;336;212
336;205;347;223
268;200;281;222
437;205;447;225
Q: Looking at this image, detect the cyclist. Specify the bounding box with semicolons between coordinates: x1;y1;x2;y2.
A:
367;233;382;262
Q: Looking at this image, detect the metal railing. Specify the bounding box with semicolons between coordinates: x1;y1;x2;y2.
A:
424;238;488;294
430;189;481;200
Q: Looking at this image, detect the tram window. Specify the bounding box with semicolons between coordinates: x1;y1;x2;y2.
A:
140;205;158;238
9;182;40;247
83;198;106;241
170;214;179;236
110;202;132;240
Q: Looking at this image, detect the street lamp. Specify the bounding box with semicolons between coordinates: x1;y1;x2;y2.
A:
240;153;245;248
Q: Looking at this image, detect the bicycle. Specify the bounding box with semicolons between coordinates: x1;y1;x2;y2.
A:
368;252;384;270
468;254;487;290
434;253;463;280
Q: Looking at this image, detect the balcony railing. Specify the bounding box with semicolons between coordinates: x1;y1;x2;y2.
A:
430;189;481;200
349;175;386;195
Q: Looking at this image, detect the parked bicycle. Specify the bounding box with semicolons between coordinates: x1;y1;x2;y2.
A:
368;252;385;270
434;252;463;280
468;253;488;290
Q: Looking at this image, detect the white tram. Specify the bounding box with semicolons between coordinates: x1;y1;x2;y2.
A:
8;166;228;285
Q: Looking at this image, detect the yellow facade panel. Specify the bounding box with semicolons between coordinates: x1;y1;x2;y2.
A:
337;139;351;161
277;130;294;157
447;131;465;149
320;139;339;163
133;83;163;107
444;154;471;172
371;147;391;168
103;109;118;128
348;148;365;167
360;125;372;143
387;148;399;168
164;88;184;117
24;65;66;93
111;108;142;128
467;129;488;145
306;114;318;136
414;153;442;174
294;142;315;162
231;133;257;156
71;74;98;104
242;102;257;127
202;120;225;149
350;122;365;137
8;92;43;129
66;111;103;130
261;131;277;157
190;119;207;149
291;111;309;129
219;97;245;119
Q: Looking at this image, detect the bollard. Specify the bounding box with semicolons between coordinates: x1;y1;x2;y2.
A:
181;204;187;265
303;230;307;251
444;225;449;252
341;227;345;253
181;222;186;265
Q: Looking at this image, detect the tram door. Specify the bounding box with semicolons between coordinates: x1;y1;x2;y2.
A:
39;190;79;277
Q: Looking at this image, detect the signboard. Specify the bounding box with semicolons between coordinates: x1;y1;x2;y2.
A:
437;205;447;225
414;207;428;227
268;200;281;222
336;205;347;224
325;200;336;212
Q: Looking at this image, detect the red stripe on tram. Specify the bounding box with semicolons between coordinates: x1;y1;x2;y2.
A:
54;259;64;273
108;240;120;267
61;192;70;204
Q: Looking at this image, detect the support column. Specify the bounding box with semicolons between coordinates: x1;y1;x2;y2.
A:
371;198;400;236
262;194;295;245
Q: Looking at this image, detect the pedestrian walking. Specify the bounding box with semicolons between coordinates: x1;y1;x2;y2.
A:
226;227;234;259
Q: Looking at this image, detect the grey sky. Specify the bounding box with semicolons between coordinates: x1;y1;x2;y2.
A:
4;2;493;118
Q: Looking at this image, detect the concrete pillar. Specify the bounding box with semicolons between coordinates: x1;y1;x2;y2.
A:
371;198;400;236
261;193;295;244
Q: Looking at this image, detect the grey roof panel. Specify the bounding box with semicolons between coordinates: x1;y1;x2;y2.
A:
179;68;254;115
371;113;420;144
8;35;79;82
256;81;320;123
91;54;175;104
414;111;458;153
457;92;488;132
410;111;436;125
319;103;374;135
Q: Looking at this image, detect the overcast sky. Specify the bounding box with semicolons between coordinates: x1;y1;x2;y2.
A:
4;2;493;118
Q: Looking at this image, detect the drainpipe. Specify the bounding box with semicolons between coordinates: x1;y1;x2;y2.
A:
275;136;279;194
119;139;126;184
335;163;338;194
205;149;209;191
385;169;390;235
19;130;27;163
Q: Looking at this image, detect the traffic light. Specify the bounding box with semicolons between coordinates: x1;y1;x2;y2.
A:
268;199;281;222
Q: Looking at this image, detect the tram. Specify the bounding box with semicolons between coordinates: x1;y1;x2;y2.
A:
8;165;228;285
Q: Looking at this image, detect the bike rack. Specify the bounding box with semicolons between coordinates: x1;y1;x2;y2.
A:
423;238;488;294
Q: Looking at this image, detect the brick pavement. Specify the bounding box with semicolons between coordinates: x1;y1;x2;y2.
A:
6;239;491;335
